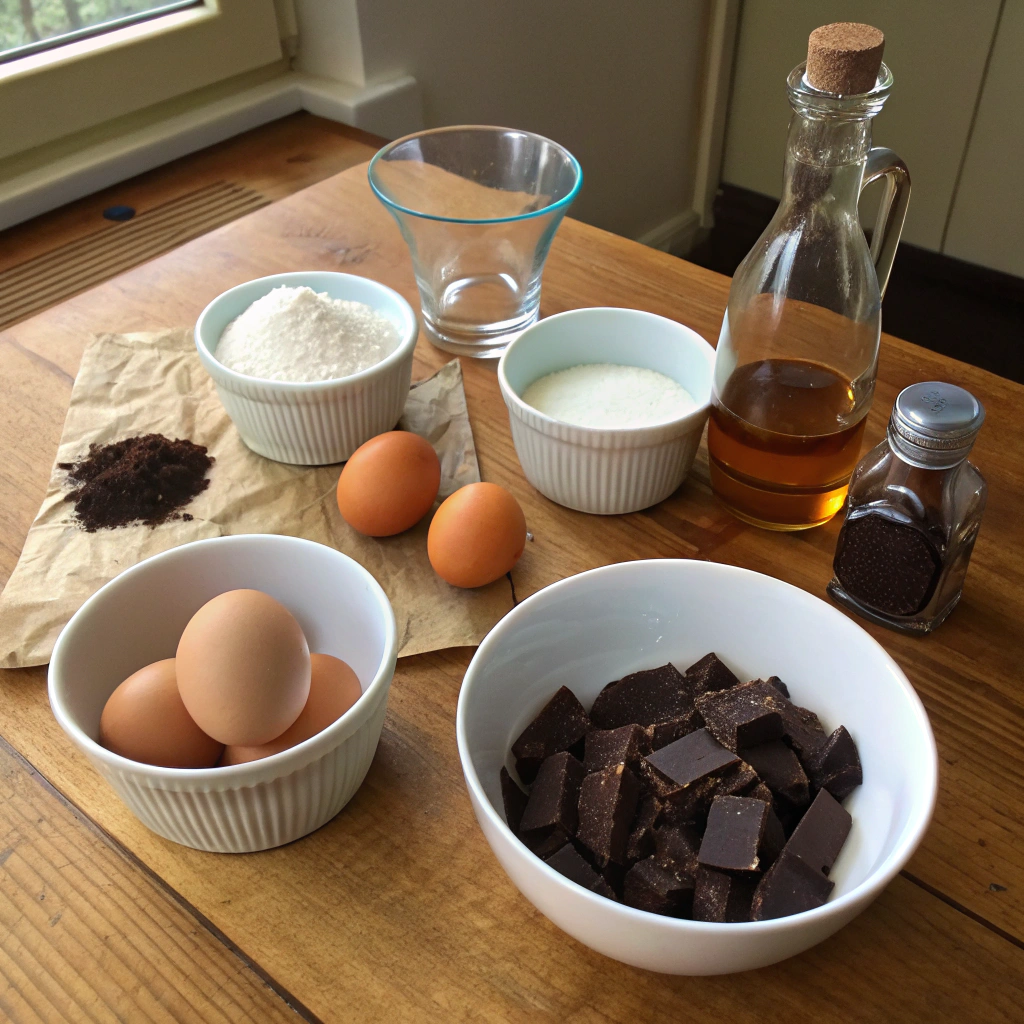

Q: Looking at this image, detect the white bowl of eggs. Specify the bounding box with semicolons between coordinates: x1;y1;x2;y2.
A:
48;533;397;853
498;307;715;514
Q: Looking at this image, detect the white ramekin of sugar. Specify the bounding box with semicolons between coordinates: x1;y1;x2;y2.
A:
196;272;419;465
497;307;716;514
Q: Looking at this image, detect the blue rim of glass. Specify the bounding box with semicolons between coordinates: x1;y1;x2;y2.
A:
367;125;583;226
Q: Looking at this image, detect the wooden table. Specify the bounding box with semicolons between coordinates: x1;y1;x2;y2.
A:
1;163;1022;1023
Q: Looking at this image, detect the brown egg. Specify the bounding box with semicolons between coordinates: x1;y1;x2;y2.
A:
336;430;441;536
176;589;310;746
99;659;223;768
427;482;527;588
220;653;363;765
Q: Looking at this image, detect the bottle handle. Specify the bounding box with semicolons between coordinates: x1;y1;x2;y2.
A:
862;147;911;300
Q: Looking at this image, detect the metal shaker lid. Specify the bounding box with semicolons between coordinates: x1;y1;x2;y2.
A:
888;382;985;468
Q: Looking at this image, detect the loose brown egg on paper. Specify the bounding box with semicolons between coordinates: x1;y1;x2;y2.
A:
336;430;441;537
176;589;311;746
221;654;363;765
428;482;527;588
99;658;223;768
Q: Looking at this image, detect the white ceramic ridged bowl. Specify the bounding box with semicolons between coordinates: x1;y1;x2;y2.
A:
195;271;418;465
48;534;397;853
457;559;938;974
497;308;716;514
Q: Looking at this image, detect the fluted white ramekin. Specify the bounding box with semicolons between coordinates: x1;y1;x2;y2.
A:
497;308;716;514
49;534;397;853
195;271;418;465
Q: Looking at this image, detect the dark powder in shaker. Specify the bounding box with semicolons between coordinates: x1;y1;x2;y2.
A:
60;434;213;532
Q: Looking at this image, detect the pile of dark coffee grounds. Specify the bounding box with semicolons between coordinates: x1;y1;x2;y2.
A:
60;434;214;532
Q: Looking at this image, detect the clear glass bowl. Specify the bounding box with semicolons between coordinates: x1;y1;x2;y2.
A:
369;125;582;358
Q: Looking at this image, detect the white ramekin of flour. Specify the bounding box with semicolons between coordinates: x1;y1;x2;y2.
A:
497;307;715;514
196;272;418;465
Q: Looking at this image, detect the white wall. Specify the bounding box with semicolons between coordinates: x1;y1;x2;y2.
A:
294;0;712;243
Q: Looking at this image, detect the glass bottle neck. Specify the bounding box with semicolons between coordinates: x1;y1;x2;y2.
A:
780;111;872;213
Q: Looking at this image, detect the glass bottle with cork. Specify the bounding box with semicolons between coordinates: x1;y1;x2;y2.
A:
709;23;911;530
828;382;986;634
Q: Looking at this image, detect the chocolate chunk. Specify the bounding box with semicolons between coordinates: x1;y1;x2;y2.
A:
591;664;694;729
696;680;786;751
784;788;852;877
767;675;790;698
644;711;703;751
512;687;590;784
641;728;739;797
623;856;695;917
626;794;662;862
741;739;810;807
759;806;786;870
523;827;570;859
499;766;529;834
584;724;648;773
781;703;828;759
803;726;863;802
746;780;775;804
684;653;741;695
751;850;835;920
653;824;701;877
698;795;770;872
693;867;756;923
546;843;616;898
660;758;758;826
520;751;585;837
577;763;640;867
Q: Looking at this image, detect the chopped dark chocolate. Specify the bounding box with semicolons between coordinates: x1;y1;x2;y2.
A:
781;702;828;759
512;687;590;784
653;824;701;878
523;827;571;859
695;680;786;751
500;766;529;834
767;675;790;698
546;843;617;899
577;763;640;867
623;856;695;917
750;849;835;920
741;739;810;807
693;867;755;923
746;780;775;805
698;795;769;872
684;652;741;695
519;751;585;837
641;728;739;797
661;759;759;826
803;725;863;803
590;664;694;729
783;789;852;877
584;724;648;773
626;794;662;862
759;806;786;870
644;711;703;751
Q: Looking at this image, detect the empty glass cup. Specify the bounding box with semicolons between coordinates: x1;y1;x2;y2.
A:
368;125;582;358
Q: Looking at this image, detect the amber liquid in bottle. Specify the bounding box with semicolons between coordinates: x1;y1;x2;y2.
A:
708;358;868;530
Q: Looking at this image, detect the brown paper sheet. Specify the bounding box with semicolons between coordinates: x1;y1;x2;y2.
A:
0;329;513;668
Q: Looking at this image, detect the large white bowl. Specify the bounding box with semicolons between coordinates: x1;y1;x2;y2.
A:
497;308;715;514
49;534;397;853
456;559;937;974
195;271;419;465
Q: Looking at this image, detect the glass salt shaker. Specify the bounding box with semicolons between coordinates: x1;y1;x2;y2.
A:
827;382;986;634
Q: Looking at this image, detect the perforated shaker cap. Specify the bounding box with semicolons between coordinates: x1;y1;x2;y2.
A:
888;382;985;468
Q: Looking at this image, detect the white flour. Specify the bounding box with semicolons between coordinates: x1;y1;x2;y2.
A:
522;363;696;428
215;285;399;382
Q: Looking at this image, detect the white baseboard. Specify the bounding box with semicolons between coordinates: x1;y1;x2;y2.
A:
636;209;703;255
0;71;422;232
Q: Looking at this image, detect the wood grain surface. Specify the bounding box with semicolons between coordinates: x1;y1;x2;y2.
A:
1;162;1022;1022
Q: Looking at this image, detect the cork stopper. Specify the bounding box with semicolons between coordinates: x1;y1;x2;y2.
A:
806;22;885;95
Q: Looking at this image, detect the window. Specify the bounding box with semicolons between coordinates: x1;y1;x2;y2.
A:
1;0;202;63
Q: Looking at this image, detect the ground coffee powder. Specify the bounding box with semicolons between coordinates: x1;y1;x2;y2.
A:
60;434;213;531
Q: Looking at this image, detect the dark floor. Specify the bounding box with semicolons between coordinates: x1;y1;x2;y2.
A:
687;185;1024;384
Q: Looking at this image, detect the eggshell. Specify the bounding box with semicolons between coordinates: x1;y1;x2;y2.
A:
427;482;527;588
336;430;441;536
99;658;223;768
176;589;311;746
220;653;363;766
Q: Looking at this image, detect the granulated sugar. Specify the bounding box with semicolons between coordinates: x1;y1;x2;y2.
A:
215;285;399;382
522;363;697;428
